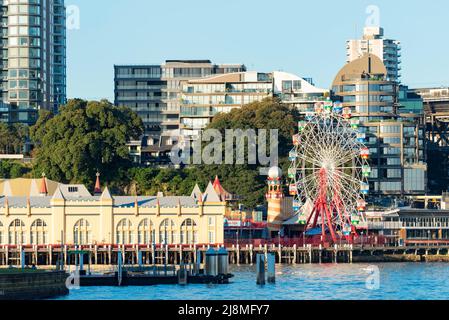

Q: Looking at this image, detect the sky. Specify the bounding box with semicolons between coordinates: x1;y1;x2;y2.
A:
66;0;449;102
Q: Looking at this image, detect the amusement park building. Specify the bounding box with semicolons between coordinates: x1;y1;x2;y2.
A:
332;54;427;196
0;176;226;246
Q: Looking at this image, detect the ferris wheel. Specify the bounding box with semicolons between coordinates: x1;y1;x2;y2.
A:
288;101;370;242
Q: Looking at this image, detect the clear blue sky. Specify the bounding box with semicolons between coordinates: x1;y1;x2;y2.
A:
67;0;449;101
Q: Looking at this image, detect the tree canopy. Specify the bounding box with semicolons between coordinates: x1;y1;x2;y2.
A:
0;123;29;155
128;167;205;197
30;99;144;189
0;160;31;179
198;97;301;209
7;97;300;210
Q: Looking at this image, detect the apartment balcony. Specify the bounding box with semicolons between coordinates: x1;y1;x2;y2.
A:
368;221;403;230
115;74;162;80
161;109;179;115
161;119;180;126
115;85;163;91
179;123;207;130
180;112;215;118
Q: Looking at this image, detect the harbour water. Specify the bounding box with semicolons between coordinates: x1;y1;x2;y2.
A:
57;263;449;300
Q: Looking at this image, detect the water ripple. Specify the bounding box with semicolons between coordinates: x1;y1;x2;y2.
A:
57;263;449;300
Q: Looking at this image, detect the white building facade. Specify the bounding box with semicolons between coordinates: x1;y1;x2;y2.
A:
346;27;401;83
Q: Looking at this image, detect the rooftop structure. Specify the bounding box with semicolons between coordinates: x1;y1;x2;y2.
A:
0;177;91;198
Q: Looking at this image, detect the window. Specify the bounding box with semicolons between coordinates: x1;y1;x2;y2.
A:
159;219;176;245
0;221;3;244
383;137;401;145
387;169;402;179
9;219;25;245
404;169;425;193
343;85;356;92
116;219;133;245
282;81;292;93
30;219;48;245
208;232;215;244
74;219;91;245
138;219;154;245
293;80;302;91
68;186;78;193
380;125;401;134
180;219;198;245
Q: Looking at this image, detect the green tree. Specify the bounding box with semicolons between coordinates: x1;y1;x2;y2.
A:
30;99;144;189
127;166;205;197
0;160;30;179
0;123;29;154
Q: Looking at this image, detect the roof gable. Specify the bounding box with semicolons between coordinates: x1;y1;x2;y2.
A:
202;182;222;203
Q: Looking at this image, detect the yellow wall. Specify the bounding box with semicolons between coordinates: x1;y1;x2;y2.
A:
0;199;225;246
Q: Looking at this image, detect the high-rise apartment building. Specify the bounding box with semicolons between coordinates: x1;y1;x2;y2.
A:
179;71;273;141
346;26;401;83
0;0;66;124
114;60;246;142
179;71;329;141
332;54;426;196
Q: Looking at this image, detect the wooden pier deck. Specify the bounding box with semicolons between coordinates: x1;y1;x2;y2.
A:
2;244;449;266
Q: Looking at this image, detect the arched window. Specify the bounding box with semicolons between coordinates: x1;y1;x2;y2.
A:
138;219;154;245
180;219;198;245
159;219;176;245
116;219;133;245
74;219;91;245
30;219;48;245
9;219;25;245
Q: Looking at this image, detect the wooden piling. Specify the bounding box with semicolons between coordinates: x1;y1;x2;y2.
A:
293;244;297;264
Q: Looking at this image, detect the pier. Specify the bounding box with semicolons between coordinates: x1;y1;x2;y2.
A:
2;242;449;267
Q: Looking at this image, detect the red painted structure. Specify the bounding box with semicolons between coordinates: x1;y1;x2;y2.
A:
304;168;358;243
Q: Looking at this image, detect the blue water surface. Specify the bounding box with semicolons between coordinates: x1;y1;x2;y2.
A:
57;263;449;300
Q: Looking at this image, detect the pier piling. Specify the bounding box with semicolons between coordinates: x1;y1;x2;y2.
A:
267;253;276;284
256;254;265;285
